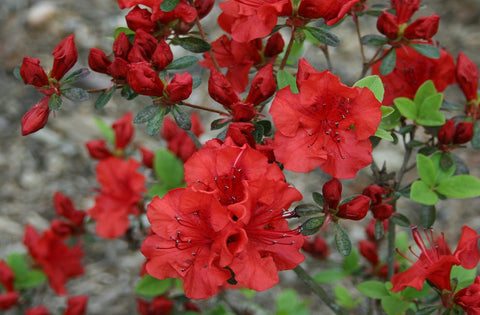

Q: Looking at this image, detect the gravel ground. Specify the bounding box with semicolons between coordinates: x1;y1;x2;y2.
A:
1;0;480;314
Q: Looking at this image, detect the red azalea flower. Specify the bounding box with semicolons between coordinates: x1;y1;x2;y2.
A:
359;240;380;265
118;0;197;25
302;235;329;260
161;112;203;162
454;276;480;315
0;260;18;311
26;306;52;315
298;0;360;25
391;226;480;292
140;147;154;169
270;59;382;178
88;157;146;238
0;292;19;310
125;6;159;33
21;96;51;136
226;122;256;148
23;225;84;295
438;119;474;151
112;112;134;150
372;45;456;105
137;296;174;315
127;62;165;96
50;35;78;81
54;192;86;228
456;52;480;118
63;296;88;315
85;139;113;160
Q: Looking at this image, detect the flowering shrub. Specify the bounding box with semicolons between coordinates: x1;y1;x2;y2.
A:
5;0;480;314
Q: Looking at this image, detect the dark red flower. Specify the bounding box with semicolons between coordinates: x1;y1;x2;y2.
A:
88;157;146;238
21;96;51;136
20;57;49;88
271;59;382;178
26;306;51;315
151;40;173;71
438;119;474;150
23;225;84;295
51;34;78;81
165;72;193;103
298;0;360;25
362;185;386;206
0;260;18;311
54;192;86;227
0;292;19;310
366;219;388;241
137;296;174;315
454;276;480;315
371;204;394;220
161;112;203;162
264;32;285;58
336;195;370;220
372;45;456;105
438;119;456;145
302;235;329;260
63;296;88;315
125;6;159;33
454;122;474;144
359;240;380;265
226;122;256;148
118;0;197;25
127;62;165;96
323;178;342;210
112;112;134;150
456;52;479;103
392;226;480;292
85;139;113;160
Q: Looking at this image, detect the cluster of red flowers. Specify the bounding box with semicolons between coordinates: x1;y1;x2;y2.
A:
142;138;305;299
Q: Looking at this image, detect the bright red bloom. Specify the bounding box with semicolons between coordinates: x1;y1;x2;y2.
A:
271;59;382;178
391;226;480;292
298;0;360;25
23;225;84;295
127;62;165;96
161;112;203;162
438;119;474;149
457;52;479;103
20;57;49;88
125;6;159;33
21;96;51;136
0;260;18;311
51;34;78;81
137;296;174;315
226;122;256;148
302;235;329;260
88;157;146;238
454;276;480;315
165;72;193;103
54;192;86;228
0;292;19;310
372;45;456;105
118;0;197;25
63;296;88;315
112;112;134;150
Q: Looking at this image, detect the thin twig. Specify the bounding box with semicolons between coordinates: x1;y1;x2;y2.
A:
194;16;221;72
186;130;202;149
280;26;296;70
180;101;229;116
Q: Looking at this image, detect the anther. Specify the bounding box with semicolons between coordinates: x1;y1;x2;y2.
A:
290;241;295;245
337;138;341;143
197;180;201;183
232;175;236;179
335;122;339;127
335;132;339;136
192;253;196;256
308;133;312;136
188;239;191;243
181;268;185;272
156;246;160;249
342;115;345;119
281;234;287;238
342;156;346;159
326;131;330;135
225;186;229;189
273;241;277;244
308;145;311;148
214;177;218;181
193;211;198;215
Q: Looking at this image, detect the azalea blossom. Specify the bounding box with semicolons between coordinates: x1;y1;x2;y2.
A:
0;260;19;311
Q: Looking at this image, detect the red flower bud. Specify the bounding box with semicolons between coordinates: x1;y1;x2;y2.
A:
230;102;257;122
454;121;474;144
404;15;440;40
456;52;479;102
151;40;173;71
256;138;276;163
127;62;164;96
0;260;15;292
362;185;386;206
26;306;51;315
140;147;154;169
454;276;480;314
107;58;129;80
64;295;88;315
137;296;174;315
245;64;276;105
194;0;214;19
323;178;342;210
51;34;78;81
302;235;329;259
0;292;19;310
85;139;113;160
165;72;193;103
112;112;134;150
337;195;370;220
20;57;49;87
184;301;201;312
438;119;456;145
208;71;239;107
54;192;86;226
113;32;133;60
371;203;394;220
50;220;74;238
128;30;157;63
359;240;379;265
298;0;360;25
125;6;158;33
377;12;399;39
226;122;256;147
88;48;111;74
392;0;420;24
264;32;285;58
21;96;51;136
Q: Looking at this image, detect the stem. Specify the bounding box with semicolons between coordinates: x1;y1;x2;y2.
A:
354;16;366;66
360;46;385;79
280;26;296;70
194;16;221;73
319;44;333;71
86;88;108;93
293;265;349;315
180;101;229;116
186;130;202;149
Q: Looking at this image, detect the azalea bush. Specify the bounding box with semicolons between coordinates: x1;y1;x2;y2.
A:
4;0;480;314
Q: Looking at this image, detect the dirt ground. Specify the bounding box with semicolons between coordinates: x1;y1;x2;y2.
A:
1;0;480;314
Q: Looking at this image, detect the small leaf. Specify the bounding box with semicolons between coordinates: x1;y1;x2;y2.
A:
94;86;115;109
394;97;417;120
276;70;299;93
431;152;456;183
439;153;454;171
62;87;89;102
314;270;346;284
166;56;199;70
93;117;115;143
452;154;470;175
192;76;202;89
146;109;166;135
390;213;411;227
414;80;437;106
13;63;22;81
334;285;361;309
114;27;135;40
401;282;431;300
211;118;230;130
417;154;436;186
173;37;211;53
436;175;480;198
334;223;352;256
380;49;396;75
48;94;63;110
61;68;90;85
381;296;412;315
134;105;160;124
342;249;360;274
312;192;324;207
471;121;480;149
304;26;340;47
147;182;171;198
354;75;385;103
375;128;394;141
160;0;179;12
6;253;29;282
410;180;438;205
255;120;272;136
357;281;390;299
154;148;184;187
374;220;385;239
135;275;172;297
17;270;47;289
420;205;436;228
361;34;388;46
380;105;395;118
410;43;441;59
301;216;326;235
121;84;138;100
172;105;191;130
450;265;477;289
252;124;264;143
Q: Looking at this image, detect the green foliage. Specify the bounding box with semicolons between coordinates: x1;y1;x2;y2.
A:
6;253;47;290
294;204;322;217
450;265;477;289
62;87;89;102
357;281;390;299
95;86;115;110
354;75;385;103
48;93;63;110
135;275;173;297
93;117;115;143
166;56;199;70
334;285;361;309
275;289;310;315
160;0;179;12
410;43;441;59
334;222;352;256
61;68;90;85
113;27;135;40
313;270;346;284
146;109;167;136
301;215;326;235
303;26;340;47
276;70;299;93
342;249;360;274
361;34;388;46
380;49;396;75
172;105;191;130
153;148;185;190
172;37;212;53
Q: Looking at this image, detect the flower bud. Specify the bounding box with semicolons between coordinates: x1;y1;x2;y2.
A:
438;119;456;144
194;0;214;19
51;34;78;80
20;57;49;87
0;292;19;310
140;147;154;169
404;15;440;40
151;40;173;71
226;122;256;147
113;32;133;60
85;139;113;160
376;12;399;39
336;195;370;220
0;260;15;292
454;121;474;144
362;185;386;206
208;71;239;107
264;32;285;58
88;48;111;74
245;64;276;106
127;62;164;96
302;235;329;259
322;178;342;210
50;220;74;238
359;240;379;265
371;203;394;220
456;52;479;102
21;97;51;136
125;6;157;33
165;72;193;103
112;112;134;150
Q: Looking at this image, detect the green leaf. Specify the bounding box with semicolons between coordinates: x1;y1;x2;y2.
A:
304;26;340;47
450;265;477;289
410;43;441;59
172;105;191;130
360;34;388;46
375;128;394;141
121;84;138;100
160;0;179;12
471;121;480;149
374;219;385;239
94;86;115;109
301;216;326;235
17;270;47;289
414;81;436;106
294;204;322;217
6;253;29;282
166;56;199;70
61;68;90;85
252;123;264;143
395;232;409;252
192;76;202;89
93;117;115;143
357;281;390;299
313;270;345;284
436;175;480;198
452;154;470;175
312;192;324;207
394;97;417;120
439;153;454;171
13;63;22;81
114;27;135;40
255;120;272;136
146;109;166;135
147;182;172;198
173;37;211;53
334;285;361;309
380;105;395;118
154;148;184;187
381;296;412;315
240;288;256;299
275;289;309;315
419;205;436;228
135;275;172;297
417;94;445;126
342;249;360;274
410;180;438;205
276;70;299;93
417;154;436;186
431;152;456;183
334;223;352;256
48;93;63;110
380;49;396;76
390;213;411;227
354;75;385;103
62;87;89;102
401;282;431;300
211;118;230;130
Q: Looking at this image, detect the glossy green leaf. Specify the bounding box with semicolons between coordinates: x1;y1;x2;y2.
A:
381;296;412;315
380;49;396;76
48;93;63;110
173;37;211;53
380;106;395;118
450;265;477;289
354;75;385;103
294;204;322;217
134;105;159;124
172;105;191;130
93;117;115;143
276;70;299;93
62;87;89;102
414;80;437;106
375;128;394;141
146;109;166;135
436;175;480;198
61;68;90;85
361;34;388;46
410;43;441;59
419;205;436;228
94;86;115;109
135;275;172;297
304;26;340;47
154;148;184;187
312;192;325;207
301;216;326;235
166;56;199;70
334;223;352;256
160;0;179;12
394;97;417;120
410;180;438;205
357;281;390;299
114;27;135;40
431;152;456;183
390;213;411;227
342;249;360;274
417;154;436;186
